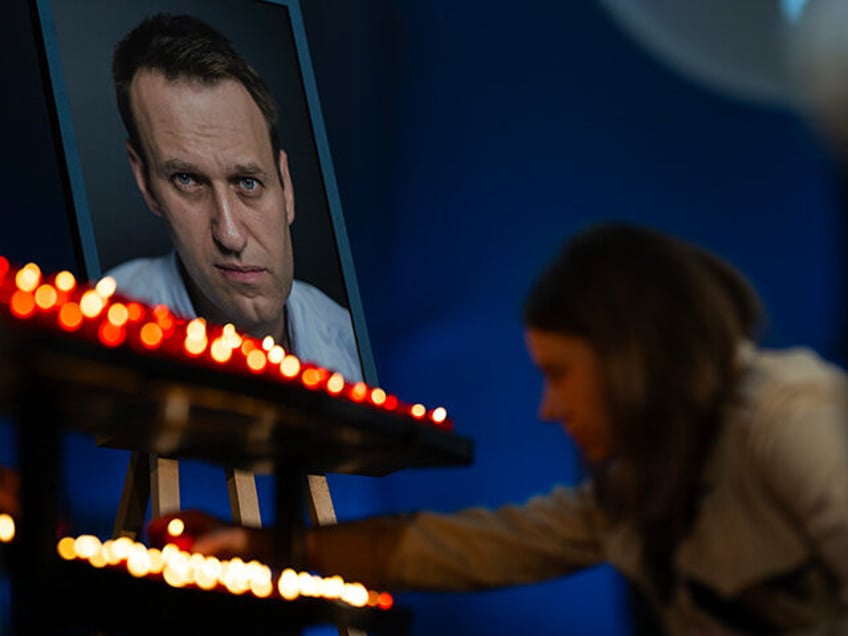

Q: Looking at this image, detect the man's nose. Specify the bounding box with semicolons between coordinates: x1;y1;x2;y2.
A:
211;187;248;255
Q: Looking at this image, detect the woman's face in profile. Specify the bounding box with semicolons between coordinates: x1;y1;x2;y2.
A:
525;328;614;463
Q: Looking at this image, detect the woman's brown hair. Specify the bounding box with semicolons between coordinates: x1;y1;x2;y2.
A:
523;223;764;598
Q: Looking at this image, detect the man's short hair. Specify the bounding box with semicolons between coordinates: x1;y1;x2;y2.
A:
113;13;280;168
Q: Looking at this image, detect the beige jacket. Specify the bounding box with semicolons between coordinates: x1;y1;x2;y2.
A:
388;346;848;634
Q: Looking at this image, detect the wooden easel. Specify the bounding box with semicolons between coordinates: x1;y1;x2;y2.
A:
113;454;366;636
112;452;339;537
111;382;365;636
111;385;345;534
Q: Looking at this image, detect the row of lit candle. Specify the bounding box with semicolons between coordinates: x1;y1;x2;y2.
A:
0;258;452;429
0;513;392;610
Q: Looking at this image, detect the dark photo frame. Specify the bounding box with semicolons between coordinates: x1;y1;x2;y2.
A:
31;0;376;382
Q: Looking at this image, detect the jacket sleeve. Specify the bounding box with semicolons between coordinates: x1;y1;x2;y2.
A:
748;369;848;610
387;482;607;591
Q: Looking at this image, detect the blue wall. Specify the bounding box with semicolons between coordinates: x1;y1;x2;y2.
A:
2;1;845;635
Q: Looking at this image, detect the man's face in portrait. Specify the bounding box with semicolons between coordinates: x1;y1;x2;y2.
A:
126;69;295;341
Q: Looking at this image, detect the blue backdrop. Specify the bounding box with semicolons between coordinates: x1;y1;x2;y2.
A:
1;1;845;635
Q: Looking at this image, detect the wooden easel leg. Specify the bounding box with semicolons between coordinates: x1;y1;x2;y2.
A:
150;454;180;518
226;468;262;527
307;473;367;636
113;452;181;536
112;450;151;539
147;388;187;518
306;473;338;525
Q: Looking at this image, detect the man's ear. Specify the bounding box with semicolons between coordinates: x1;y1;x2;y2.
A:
278;149;295;225
127;141;163;217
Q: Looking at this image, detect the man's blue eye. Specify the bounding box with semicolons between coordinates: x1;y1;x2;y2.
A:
241;178;258;190
174;173;193;186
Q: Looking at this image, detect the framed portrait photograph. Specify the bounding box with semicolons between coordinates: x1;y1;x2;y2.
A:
31;0;376;382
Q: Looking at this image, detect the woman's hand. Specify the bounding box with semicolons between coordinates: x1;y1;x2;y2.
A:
146;510;409;589
147;510;273;562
